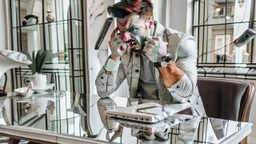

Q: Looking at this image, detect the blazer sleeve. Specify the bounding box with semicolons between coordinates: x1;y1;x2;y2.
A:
167;34;198;102
95;58;126;98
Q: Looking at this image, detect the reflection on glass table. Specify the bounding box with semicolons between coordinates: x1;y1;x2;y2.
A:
0;93;253;144
10;91;83;133
111;115;252;144
0;91;109;143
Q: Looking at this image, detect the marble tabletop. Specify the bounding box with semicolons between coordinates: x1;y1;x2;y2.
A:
0;92;253;144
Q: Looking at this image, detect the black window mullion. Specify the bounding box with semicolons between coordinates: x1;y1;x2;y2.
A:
42;0;46;50
223;0;228;76
197;0;201;65
249;0;256;63
18;0;23;88
54;0;60;62
201;0;206;63
10;0;15;91
69;0;75;93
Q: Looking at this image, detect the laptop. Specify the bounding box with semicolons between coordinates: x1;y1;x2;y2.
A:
106;102;191;123
110;114;193;133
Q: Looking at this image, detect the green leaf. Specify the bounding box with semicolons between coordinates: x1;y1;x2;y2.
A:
31;51;36;74
20;49;57;74
35;49;44;73
38;51;51;73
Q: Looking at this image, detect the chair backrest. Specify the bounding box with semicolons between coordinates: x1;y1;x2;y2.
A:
197;77;255;122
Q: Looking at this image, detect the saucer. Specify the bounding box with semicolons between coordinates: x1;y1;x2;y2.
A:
32;83;55;93
14;87;34;97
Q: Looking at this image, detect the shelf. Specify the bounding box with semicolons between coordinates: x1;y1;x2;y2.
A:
11;0;86;102
49;115;81;122
12;19;82;29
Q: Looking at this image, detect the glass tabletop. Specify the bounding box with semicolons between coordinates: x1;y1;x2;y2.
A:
0;92;252;144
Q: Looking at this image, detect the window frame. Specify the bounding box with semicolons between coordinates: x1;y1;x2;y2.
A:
193;0;256;80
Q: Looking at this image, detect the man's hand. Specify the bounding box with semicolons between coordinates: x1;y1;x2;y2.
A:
158;61;184;88
143;36;168;62
109;35;127;61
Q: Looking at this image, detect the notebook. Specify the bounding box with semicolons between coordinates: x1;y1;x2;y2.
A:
106;102;191;123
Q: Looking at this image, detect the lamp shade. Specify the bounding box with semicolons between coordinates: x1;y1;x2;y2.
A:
234;28;256;47
0;50;31;79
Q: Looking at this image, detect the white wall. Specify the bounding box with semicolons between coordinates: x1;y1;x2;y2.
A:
157;0;193;34
0;0;12;124
169;0;190;34
0;0;7;88
0;0;8;51
0;0;12;93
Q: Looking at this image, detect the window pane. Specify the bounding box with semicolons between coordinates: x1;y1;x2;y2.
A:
197;23;249;63
198;0;251;26
194;0;256;78
193;0;199;26
198;26;233;63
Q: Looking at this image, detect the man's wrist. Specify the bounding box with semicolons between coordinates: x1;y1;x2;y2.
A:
154;53;172;68
103;56;122;73
110;54;121;61
154;61;168;68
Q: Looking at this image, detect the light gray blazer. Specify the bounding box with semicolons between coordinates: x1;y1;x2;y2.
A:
95;22;205;116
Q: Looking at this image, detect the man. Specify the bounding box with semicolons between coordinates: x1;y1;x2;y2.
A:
95;0;205;141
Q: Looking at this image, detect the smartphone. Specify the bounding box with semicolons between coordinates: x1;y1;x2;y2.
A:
94;17;113;50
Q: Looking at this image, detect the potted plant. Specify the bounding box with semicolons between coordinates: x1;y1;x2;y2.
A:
22;49;58;90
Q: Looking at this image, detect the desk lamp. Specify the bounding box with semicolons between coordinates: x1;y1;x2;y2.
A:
233;28;256;47
198;28;256;58
0;50;32;96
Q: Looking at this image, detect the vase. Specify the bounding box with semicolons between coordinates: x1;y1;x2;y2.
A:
31;73;47;90
46;2;55;23
46;11;55;23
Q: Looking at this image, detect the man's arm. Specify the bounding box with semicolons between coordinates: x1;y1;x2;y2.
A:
158;35;198;102
95;57;126;98
95;34;128;98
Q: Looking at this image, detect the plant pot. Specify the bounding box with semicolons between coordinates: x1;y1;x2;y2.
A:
31;73;47;90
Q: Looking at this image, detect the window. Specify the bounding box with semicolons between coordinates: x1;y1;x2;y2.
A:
213;6;234;17
226;6;234;15
193;0;256;79
214;7;224;16
215;35;230;54
10;0;85;92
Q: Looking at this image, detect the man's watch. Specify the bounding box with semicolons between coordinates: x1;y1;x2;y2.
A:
154;53;172;68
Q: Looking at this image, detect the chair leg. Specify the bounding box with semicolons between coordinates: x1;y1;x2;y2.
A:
239;136;248;144
8;138;20;144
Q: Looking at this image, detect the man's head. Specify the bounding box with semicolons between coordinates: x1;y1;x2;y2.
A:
108;0;154;51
